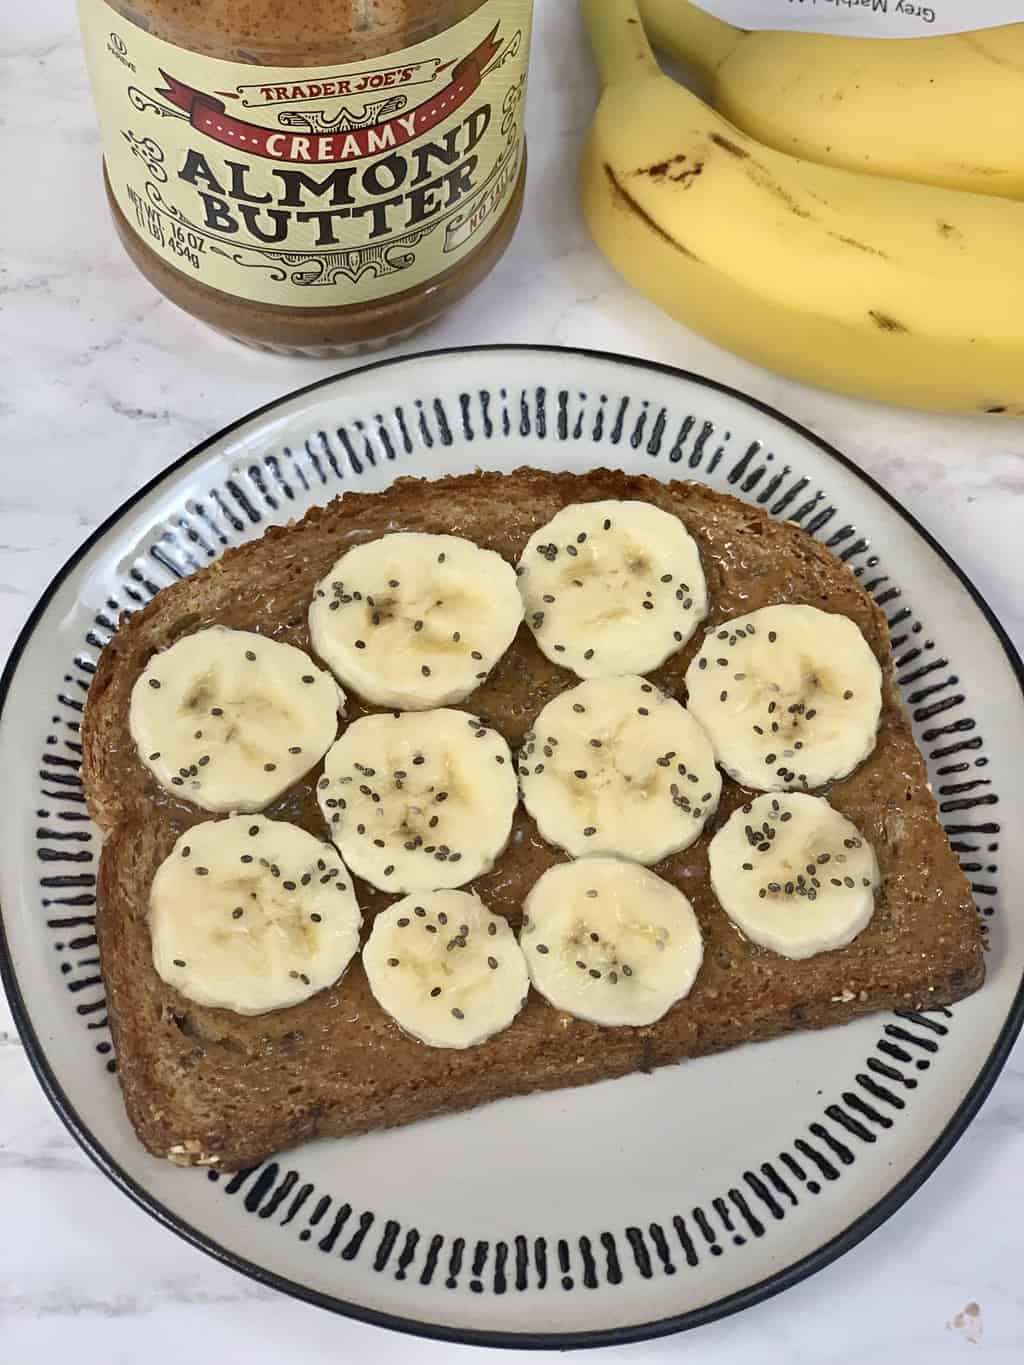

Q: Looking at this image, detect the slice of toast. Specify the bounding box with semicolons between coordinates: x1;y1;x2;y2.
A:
81;469;984;1171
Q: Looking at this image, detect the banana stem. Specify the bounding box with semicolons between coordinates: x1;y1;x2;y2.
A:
638;0;741;85
581;0;659;88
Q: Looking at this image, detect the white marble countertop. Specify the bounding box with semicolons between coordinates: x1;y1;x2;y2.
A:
2;1;1022;1360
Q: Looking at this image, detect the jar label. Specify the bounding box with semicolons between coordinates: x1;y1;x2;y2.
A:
692;1;1024;38
79;0;532;307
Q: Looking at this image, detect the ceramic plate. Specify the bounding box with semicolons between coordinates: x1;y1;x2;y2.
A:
2;347;1022;1348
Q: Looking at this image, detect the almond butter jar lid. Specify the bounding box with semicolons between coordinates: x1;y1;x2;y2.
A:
79;0;533;356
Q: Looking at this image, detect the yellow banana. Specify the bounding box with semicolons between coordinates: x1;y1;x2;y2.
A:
638;0;1024;199
579;0;1024;416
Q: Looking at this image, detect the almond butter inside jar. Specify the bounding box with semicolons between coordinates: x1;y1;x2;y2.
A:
79;0;533;355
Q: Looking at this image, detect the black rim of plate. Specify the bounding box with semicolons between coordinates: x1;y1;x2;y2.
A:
1;345;1023;1351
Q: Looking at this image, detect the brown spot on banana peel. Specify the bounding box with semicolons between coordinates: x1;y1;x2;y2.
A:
637;154;704;186
868;310;909;334
829;233;888;259
951;163;1010;178
603;164;702;262
671;163;704;186
937;220;963;240
962;33;1024;73
749;173;813;221
709;132;814;221
638;158;676;178
709;132;749;160
653;131;827;227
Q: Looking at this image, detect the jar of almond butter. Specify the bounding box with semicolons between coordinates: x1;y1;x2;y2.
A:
78;1;533;355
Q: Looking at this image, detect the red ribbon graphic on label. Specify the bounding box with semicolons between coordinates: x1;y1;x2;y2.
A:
155;26;502;165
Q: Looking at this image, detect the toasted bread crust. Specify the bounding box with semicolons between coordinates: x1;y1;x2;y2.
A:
82;469;984;1170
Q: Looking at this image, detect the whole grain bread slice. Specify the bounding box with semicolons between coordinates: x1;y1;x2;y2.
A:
81;468;985;1171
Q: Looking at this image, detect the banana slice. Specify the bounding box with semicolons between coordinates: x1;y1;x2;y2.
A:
519;675;721;863
149;815;362;1015
521;857;703;1027
708;792;879;960
363;891;529;1048
308;532;523;710
130;626;343;813
517;499;707;678
318;708;518;893
684;604;882;791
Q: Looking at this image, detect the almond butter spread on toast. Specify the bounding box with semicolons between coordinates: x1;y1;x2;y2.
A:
81;470;984;1171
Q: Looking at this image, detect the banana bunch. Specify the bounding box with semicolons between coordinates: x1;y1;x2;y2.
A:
639;0;1024;199
579;0;1024;415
